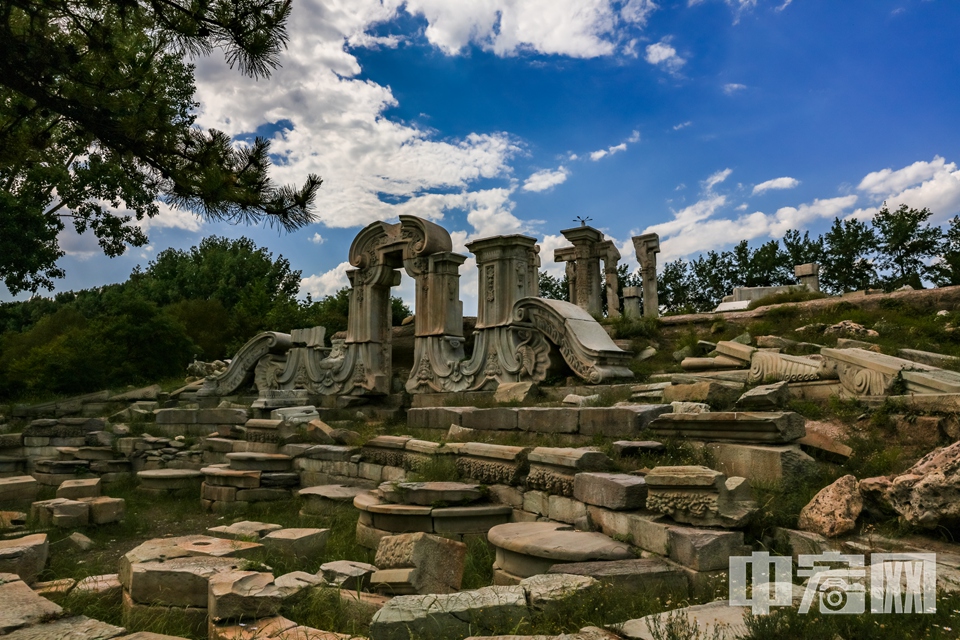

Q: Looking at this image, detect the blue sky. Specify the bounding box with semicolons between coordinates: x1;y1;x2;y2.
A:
10;0;960;313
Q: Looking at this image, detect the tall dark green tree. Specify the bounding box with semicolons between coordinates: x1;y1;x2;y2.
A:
0;0;321;294
820;217;878;293
538;271;569;302
781;229;825;270
690;250;737;310
658;258;696;314
933;215;960;287
872;203;943;290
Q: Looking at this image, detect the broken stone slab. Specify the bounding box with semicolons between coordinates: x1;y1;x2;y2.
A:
119;535;261;590
822;347;960;395
0;477;38;506
270;405;320;426
75;573;122;597
67;531;94;551
369;586;528;640
127;555;244;607
836;337;881;351
649;411;806;444
494;382;538;404
455;443;530;486
620;600;747;640
898;347;959;368
546;558;688;598
225;452;293;472
612;441;665;456
262;528;329;559
209;614;298;640
362;436;412;468
6;615;127;640
680;356;744;371
667;527;751;572
562;394;600;406
662;381;742;406
31;498;90;528
579;405;672;437
446;425;477;442
519;573;597;608
208;570;282;622
715;341;757;364
300;444;360;461
378;482;483;506
706;443;816;484
137;469;203;491
487;522;632;579
320;560;378;590
0;534;48;584
735;381;790;410
527;447;613;496
0;573;62;634
373;532;467;595
56;478;102;500
796;430;853;462
299;485;366;515
573;473;647;510
209;521;283;539
644;466;757;529
670;401;712;414
79;494;125;524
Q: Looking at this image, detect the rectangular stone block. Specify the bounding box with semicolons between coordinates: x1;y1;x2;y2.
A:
587;507;671;556
461;408;518;431
649;411;806;443
0;476;38;503
667;527;750;572
546;558;688;598
517;408;579;433
155;409;198;425
202;483;238;502
407;407;468;430
522;490;549;516
573;472;647;510
579;405;672;437
79;496;125;524
707;443;815;483
202;467;261;488
22;437;50;447
547;495;587;525
56;478;101;500
359;462;383;483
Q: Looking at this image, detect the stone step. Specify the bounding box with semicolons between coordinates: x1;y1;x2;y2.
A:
224;452;293;472
649;411;805;443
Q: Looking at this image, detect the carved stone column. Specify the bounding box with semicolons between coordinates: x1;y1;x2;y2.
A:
462;235;551;389
602;241;621;317
554;225;604;316
632;233;661;318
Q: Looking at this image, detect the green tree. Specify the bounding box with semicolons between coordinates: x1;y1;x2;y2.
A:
0;0;321;294
872;203;943;290
820;217;878;293
658;258;696;314
781;229;825;270
933;215;960;287
690;250;737;311
538;271;569;301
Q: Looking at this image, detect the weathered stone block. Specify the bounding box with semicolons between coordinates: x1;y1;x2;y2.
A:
374;532;467;594
517;408;579;433
201;467;261;488
462;408;518;431
56;477;101;500
128;555;242;607
262;528;329;559
707;443;815;483
579;405;672;437
546;558;688;598
320;560;378;590
208;570;281;622
0;573;63;633
78;496;125;524
548;495;588;525
574;472;647;510
662;381;742;406
202;483;238;502
0;476;38;505
667;527;750;572
0;534;48;584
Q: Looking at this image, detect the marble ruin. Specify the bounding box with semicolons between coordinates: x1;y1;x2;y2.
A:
632;232;661;318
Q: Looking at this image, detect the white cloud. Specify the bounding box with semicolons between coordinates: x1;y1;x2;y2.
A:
752;176;800;195
723;83;747;94
523;166;570;192
645;39;686;72
736;203;748;210
403;0;657;59
628;130;641;143
703;168;733;192
673;121;692;130
776;0;793;10
139;200;203;232
590;143;628;161
850;156;960;223
300;260;351;298
309;233;325;244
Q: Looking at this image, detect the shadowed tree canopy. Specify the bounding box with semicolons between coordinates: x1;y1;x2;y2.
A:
0;0;322;294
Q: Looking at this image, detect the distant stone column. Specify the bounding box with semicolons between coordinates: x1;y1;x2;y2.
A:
622;286;642;317
602;242;622;318
795;263;820;293
554;226;605;316
632;233;661;318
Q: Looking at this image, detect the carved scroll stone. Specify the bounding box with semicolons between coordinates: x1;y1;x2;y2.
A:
747;352;833;384
197;331;292;397
513;298;633;383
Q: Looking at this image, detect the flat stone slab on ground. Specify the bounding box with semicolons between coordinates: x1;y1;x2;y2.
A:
0;573;62;634
488;522;633;578
518;573;598;607
320;560;378;590
208;570;282;622
621;601;747;640
546;558;688;596
208;521;283;539
120;535;262;589
137;469;203;490
127;555;244;607
0;477;39;504
262;528;329;559
369;586;528;640
3;615;126;640
528;447;612;471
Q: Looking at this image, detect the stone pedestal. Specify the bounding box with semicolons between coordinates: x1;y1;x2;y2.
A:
794;262;820;292
623;286;642;318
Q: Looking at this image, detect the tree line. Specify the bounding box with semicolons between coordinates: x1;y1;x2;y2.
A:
0;237;409;400
540;205;960;315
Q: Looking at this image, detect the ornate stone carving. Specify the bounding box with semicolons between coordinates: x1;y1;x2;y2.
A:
514;298;633;383
631;232;661;318
747;352;834;384
197;331;292;397
645;466;757;529
836;362;895;396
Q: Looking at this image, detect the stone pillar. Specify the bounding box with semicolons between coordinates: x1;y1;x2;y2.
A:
632;233;661;318
622;286;642;318
468;235;540;329
794;263;820;293
602;242;621;318
555;226;604;316
413;252;466;338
